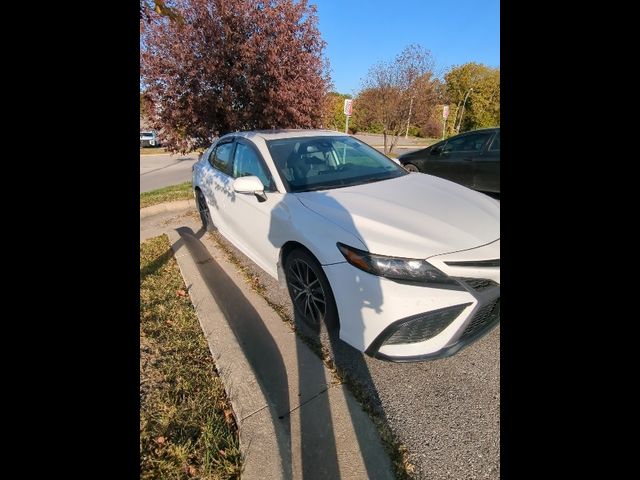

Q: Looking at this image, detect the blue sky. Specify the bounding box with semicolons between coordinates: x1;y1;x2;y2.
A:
311;0;500;95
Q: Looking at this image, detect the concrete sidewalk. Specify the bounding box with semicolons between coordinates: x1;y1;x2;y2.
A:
142;210;395;479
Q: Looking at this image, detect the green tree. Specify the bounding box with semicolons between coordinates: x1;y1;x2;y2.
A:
322;92;352;132
445;63;500;134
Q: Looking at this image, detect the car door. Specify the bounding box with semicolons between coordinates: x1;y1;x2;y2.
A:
201;138;236;233
473;131;500;193
223;138;284;277
429;131;493;188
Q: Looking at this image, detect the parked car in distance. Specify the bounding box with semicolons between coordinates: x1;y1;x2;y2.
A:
140;131;161;147
398;127;499;194
192;129;500;362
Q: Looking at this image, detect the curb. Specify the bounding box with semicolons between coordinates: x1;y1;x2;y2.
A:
140;199;196;219
167;229;285;479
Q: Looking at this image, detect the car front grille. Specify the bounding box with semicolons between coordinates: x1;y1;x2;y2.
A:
460;277;499;292
459;298;500;341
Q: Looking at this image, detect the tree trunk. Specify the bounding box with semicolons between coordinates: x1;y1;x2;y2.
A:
388;132;400;155
383;131;388;154
452;100;462;135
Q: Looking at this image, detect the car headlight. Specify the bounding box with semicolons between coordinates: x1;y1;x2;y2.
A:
337;243;461;288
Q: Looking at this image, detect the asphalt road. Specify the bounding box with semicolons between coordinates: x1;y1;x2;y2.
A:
140;152;199;193
204;219;500;480
139;133;428;193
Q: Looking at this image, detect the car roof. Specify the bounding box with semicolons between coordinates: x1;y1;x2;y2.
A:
222;129;349;141
455;127;499;136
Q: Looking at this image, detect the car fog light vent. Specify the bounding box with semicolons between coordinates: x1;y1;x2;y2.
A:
460;298;500;341
383;303;471;345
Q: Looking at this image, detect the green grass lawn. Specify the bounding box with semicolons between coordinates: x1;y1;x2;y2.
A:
140;182;193;209
140;235;242;479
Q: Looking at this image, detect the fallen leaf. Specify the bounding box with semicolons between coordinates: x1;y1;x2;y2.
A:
177;289;187;297
224;408;235;426
187;466;197;476
155;436;166;445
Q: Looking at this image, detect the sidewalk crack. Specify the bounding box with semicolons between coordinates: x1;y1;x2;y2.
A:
240;404;270;421
278;383;340;419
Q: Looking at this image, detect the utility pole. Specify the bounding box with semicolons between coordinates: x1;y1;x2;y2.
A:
405;96;414;139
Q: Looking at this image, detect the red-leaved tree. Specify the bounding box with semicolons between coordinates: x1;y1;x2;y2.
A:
141;0;330;153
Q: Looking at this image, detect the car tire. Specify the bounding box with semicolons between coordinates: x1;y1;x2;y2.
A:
284;248;339;332
404;163;419;172
196;189;213;231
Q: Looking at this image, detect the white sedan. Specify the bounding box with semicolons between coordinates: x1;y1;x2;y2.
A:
192;130;500;362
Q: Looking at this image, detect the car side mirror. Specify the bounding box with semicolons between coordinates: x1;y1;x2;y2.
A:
431;146;442;155
233;175;267;202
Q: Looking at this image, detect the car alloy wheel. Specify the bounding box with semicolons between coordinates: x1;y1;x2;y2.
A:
285;249;338;331
288;258;326;325
404;163;419;172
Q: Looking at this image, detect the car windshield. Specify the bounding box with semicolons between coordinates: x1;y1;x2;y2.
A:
266;136;407;192
141;132;154;137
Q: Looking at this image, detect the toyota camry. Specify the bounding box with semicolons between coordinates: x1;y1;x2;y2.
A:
192;129;500;362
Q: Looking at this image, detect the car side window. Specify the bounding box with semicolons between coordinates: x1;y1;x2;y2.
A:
488;132;500;152
232;142;275;190
444;132;493;153
442;136;465;153
211;142;234;172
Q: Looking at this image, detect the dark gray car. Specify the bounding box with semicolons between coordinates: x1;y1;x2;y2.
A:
398;128;499;194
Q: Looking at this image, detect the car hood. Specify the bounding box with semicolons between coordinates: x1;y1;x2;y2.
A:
295;173;500;259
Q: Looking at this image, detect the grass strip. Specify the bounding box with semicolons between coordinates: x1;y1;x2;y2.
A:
140;234;242;479
140;182;193;209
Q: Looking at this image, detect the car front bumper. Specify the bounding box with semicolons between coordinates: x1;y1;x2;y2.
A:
323;240;500;361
